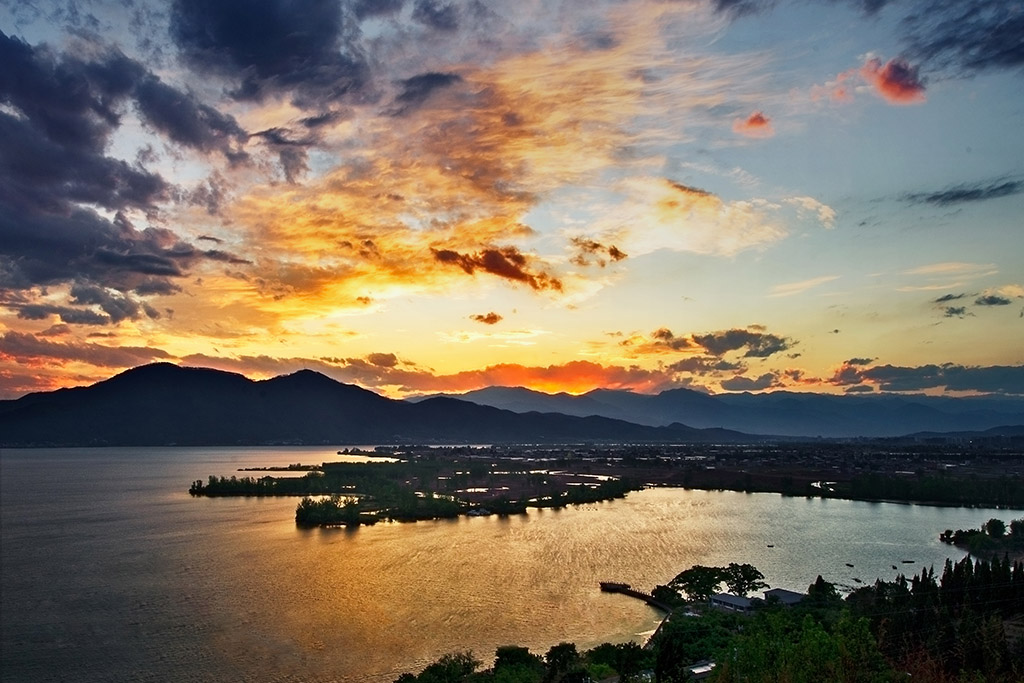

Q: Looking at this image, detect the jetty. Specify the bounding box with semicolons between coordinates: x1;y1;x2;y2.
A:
599;582;674;612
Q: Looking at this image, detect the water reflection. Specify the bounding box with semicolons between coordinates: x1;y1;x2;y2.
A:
1;447;1018;683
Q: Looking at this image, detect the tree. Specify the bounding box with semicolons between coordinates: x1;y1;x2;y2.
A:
415;652;479;683
986;518;1006;538
723;563;768;597
493;646;545;683
1009;518;1024;539
544;643;581;683
806;575;841;606
669;565;726;602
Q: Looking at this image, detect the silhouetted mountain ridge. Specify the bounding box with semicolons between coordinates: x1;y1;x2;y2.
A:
409;385;1024;438
0;364;752;446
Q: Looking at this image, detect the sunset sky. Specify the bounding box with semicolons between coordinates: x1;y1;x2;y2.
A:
1;0;1022;399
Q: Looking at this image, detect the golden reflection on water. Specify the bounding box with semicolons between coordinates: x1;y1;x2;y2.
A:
1;448;1007;683
192;487;988;682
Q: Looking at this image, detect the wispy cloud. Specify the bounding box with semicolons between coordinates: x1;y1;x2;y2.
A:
904;179;1022;206
769;275;840;298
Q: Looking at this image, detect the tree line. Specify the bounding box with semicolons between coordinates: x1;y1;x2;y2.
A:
395;553;1024;682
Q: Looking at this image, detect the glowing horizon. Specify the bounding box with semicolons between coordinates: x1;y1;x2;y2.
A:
1;0;1022;400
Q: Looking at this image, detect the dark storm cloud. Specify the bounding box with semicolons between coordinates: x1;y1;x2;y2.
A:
170;0;368;107
392;72;462;114
933;293;966;303
905;180;1022;206
251;127;319;181
975;294;1012;306
692;328;793;358
710;1;1022;74
943;306;969;318
720;372;780;391
846;357;874;366
0;331;171;368
645;328;699;352
901;0;1024;73
352;0;405;20
709;0;776;18
17;304;110;326
134;77;249;160
133;278;183;296
299;110;349;128
834;362;1024;395
38;323;71;337
0;32;251;298
366;352;399;368
432;247;562;291
412;0;459;31
667;355;743;375
710;0;894;19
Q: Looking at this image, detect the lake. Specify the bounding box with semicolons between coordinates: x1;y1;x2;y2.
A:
1;447;1019;682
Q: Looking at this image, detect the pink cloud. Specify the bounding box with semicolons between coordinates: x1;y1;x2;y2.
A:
860;57;926;104
813;56;926;106
732;111;775;138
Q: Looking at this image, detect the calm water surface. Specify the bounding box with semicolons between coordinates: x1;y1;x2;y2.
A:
1;447;1018;682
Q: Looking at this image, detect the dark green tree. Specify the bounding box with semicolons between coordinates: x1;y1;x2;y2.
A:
668;565;726;602
543;643;581;683
986;517;1007;538
723;562;768;597
415;652;479;683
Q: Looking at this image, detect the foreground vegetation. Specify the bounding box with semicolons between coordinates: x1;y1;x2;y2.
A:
396;554;1024;682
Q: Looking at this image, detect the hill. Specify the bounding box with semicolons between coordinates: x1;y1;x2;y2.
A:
409;386;1024;438
0;363;754;446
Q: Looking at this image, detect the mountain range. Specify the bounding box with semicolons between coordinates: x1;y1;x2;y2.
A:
409;385;1024;438
0;363;746;446
1;364;1021;447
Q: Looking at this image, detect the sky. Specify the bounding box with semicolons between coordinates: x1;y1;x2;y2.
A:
0;0;1022;400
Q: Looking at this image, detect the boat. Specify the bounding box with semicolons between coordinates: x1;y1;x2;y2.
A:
845;563;854;568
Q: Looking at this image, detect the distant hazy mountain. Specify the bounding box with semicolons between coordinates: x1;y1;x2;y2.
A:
409;386;1024;438
0;364;752;446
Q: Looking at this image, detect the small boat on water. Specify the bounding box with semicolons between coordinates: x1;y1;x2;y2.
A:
901;559;915;564
845;563;854;568
852;578;862;583
767;544;774;548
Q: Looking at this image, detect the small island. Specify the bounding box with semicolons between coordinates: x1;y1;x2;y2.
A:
189;442;1024;529
189;452;640;527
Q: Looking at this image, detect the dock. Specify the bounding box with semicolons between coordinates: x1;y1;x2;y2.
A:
599;582;674;612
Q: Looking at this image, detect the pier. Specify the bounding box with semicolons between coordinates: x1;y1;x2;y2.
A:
599;582;674;612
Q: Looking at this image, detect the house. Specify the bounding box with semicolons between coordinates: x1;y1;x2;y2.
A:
685;660;716;680
764;588;804;606
709;592;753;614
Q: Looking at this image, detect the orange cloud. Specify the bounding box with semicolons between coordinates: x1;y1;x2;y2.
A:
432;247;562;291
860;57;926;104
732;111;775;138
813;56;925;106
470;312;503;325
